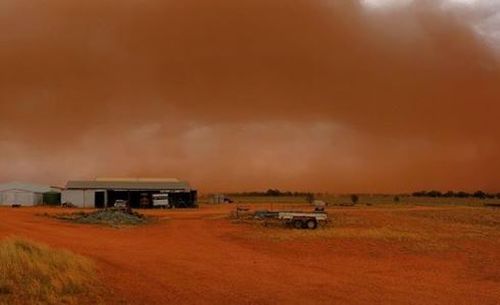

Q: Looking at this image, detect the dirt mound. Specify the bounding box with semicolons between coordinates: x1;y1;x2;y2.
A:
52;208;148;227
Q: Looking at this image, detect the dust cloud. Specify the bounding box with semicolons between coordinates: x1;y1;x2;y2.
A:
0;0;499;192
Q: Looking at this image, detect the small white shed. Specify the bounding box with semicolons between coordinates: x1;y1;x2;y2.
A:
0;182;57;206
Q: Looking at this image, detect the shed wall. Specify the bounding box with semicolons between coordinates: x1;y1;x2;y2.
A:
62;190;99;208
0;190;39;206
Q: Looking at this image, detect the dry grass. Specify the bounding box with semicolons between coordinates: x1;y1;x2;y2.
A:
402;208;500;227
202;194;500;207
0;238;103;305
238;207;500;254
276;228;419;243
248;223;427;243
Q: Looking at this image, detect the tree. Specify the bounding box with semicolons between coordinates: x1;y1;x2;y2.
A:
443;191;455;198
412;191;427;197
473;191;486;199
427;190;442;198
351;194;359;205
456;191;470;198
265;189;281;196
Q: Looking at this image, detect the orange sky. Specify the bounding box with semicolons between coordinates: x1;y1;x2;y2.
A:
0;0;499;193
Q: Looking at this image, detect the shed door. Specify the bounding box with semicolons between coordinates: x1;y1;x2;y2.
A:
95;192;105;209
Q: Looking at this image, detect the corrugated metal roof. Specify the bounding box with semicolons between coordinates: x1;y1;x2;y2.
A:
66;180;192;191
0;182;58;193
95;177;180;182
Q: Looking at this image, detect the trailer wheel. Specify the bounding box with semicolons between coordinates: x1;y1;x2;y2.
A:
306;219;317;230
293;219;304;229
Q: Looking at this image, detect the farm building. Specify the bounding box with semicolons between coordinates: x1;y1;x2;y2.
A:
0;182;61;206
62;178;197;209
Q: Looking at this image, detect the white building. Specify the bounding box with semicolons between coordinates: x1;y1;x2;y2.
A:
62;178;197;209
0;182;60;206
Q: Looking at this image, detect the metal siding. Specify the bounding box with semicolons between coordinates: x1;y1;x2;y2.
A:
0;182;57;193
35;193;44;205
62;190;101;208
0;190;36;205
66;180;191;191
1;191;16;205
17;192;33;205
84;190;96;207
62;190;86;208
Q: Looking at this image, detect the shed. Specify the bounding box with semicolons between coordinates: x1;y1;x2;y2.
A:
62;178;197;209
0;182;60;206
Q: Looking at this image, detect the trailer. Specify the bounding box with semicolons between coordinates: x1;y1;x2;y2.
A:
255;210;328;229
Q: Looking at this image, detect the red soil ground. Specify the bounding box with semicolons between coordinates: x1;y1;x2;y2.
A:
0;205;499;305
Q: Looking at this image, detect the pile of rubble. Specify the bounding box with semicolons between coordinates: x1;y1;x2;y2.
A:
53;208;147;226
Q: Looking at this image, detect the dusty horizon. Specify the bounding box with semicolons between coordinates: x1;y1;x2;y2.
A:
1;0;499;193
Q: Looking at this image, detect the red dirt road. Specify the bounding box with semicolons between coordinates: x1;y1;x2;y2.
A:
1;205;499;305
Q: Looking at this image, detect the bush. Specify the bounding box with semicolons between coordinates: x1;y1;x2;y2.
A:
265;189;282;196
0;238;102;305
426;190;442;198
351;194;359;205
394;196;400;202
456;191;470;198
443;191;455;198
473;191;487;199
485;193;495;199
412;191;427;197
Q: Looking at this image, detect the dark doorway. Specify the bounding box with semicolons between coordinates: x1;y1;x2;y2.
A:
95;191;105;208
105;190;197;209
107;190;130;207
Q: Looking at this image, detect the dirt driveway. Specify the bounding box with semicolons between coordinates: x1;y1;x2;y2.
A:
0;205;499;305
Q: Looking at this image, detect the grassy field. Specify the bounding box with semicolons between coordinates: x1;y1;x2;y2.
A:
237;206;500;257
200;194;500;207
0;238;102;305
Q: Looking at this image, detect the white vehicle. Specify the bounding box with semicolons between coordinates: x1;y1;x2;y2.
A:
114;200;128;209
153;193;170;208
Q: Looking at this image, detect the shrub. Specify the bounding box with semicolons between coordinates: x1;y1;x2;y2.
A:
351;194;359;205
473;191;487;199
426;190;442;198
412;191;427;197
443;191;455;198
265;189;282;196
456;191;470;198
